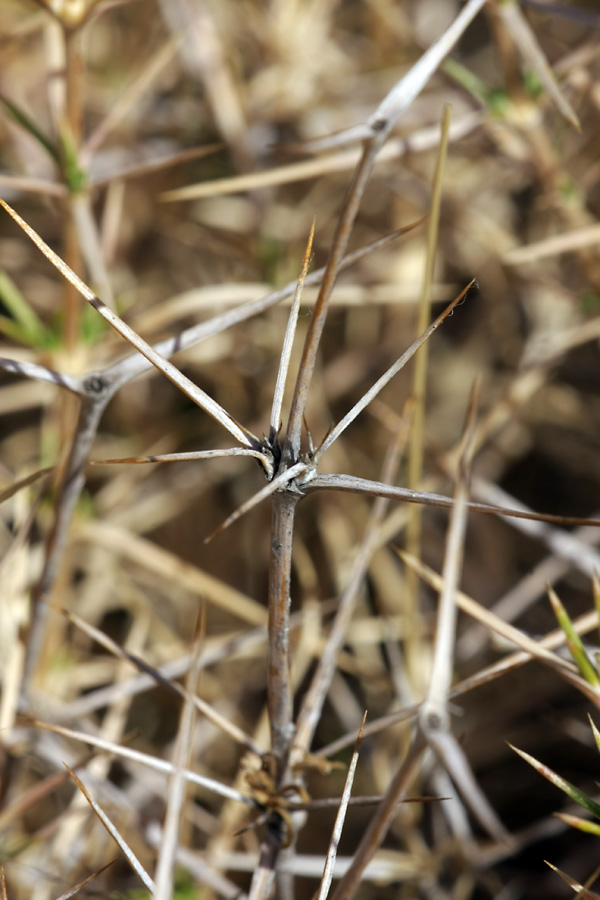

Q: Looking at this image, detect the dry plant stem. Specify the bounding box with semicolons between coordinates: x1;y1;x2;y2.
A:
160;111;483;201
154;612;204;900
329;732;427;900
304;474;600;530
62;606;261;753
249;837;279;900
322;592;600;760
268;490;299;779
417;381;509;842
293;415;410;756
24;390;107;692
402;552;600;707
53;861;115;900
65;765;155;894
35;720;251;803
0;199;259;450
1;227;404;638
421;382;479;723
405;104;452;690
314;281;471;462
284;141;378;465
61;24;84;354
270;220;315;441
317;713;367;900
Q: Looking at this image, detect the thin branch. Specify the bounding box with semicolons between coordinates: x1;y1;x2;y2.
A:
329;733;427;900
154;612;204;900
267;490;300;780
317;713;367;900
495;0;580;130
61;606;262;754
293;407;411;756
35;720;251;804
415;381;511;842
270;220;315;443
314;281;473;463
303;473;600;530
54;861;116;900
65;766;156;894
204;462;309;544
160;112;483;200
93;447;273;477
0;198;260;450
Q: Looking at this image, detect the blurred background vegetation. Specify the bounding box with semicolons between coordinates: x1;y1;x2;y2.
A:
1;0;600;897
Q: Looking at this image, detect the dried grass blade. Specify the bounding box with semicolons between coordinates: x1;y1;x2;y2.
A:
293;407;411;755
93;447;271;474
0;466;53;504
35;720;249;803
59;607;262;754
154;612;204;900
367;0;487;141
329;734;427;900
421;380;479;717
545;862;600;899
398;551;576;671
54;860;115;900
81;34;183;163
503;223;600;266
270;219;315;441
77;520;267;625
399;551;600;704
495;0;580;130
317;713;367;900
0;750;95;831
0;198;258;449
405;104;452;669
64;765;156;894
314;281;473;462
92;143;223;187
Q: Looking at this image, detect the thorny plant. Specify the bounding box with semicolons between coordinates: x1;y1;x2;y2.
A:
2;1;600;899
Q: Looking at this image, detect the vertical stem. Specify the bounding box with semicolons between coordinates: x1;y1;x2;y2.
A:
284;141;378;465
62;26;85;356
268;489;300;780
405;106;451;693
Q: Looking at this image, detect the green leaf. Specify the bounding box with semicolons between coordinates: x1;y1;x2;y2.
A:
593;572;600;641
0;271;48;346
588;715;600;757
547;585;600;687
60;129;87;193
555;812;600;836
0;94;60;164
509;743;600;820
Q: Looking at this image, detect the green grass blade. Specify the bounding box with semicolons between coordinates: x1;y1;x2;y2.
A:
0;271;48;346
509;743;600;820
0;95;60;163
547;585;600;686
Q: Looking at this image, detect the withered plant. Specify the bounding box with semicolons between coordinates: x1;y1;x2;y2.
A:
2;2;600;899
